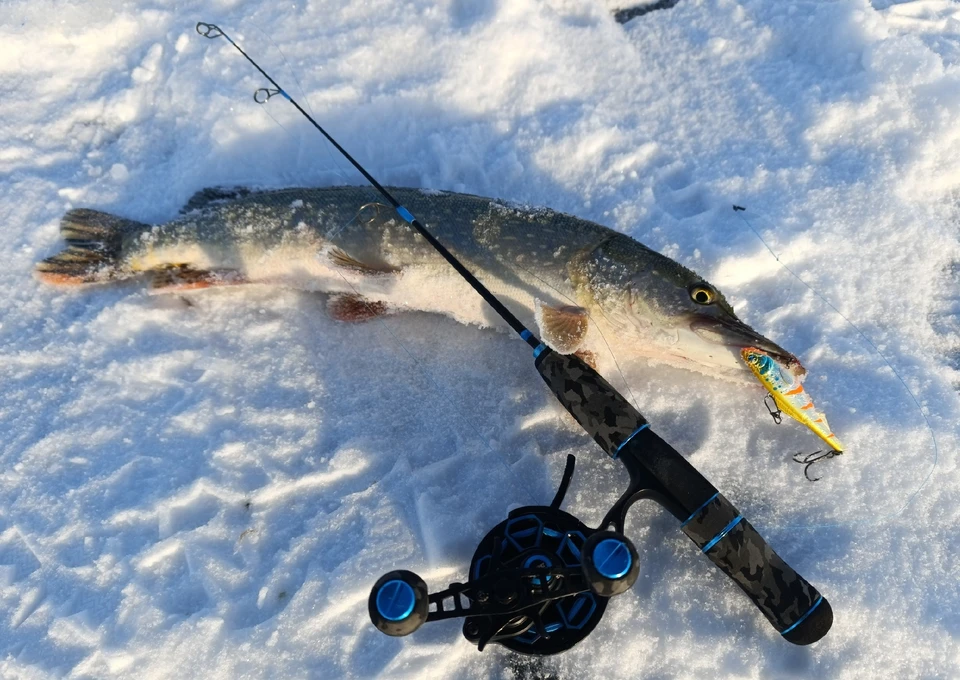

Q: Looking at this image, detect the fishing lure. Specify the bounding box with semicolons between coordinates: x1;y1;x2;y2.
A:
742;348;843;480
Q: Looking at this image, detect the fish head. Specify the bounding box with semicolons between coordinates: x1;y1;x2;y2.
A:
621;268;805;378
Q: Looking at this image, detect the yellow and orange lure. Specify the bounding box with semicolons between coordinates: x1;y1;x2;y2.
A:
742;348;844;458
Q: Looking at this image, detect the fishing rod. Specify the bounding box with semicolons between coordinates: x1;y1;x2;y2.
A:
197;22;832;652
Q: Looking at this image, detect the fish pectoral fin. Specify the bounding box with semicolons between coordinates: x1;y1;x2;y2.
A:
574;349;598;370
327;293;390;322
327;247;399;275
535;300;589;354
149;265;247;291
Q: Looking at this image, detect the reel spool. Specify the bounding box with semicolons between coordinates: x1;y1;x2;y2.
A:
368;456;639;655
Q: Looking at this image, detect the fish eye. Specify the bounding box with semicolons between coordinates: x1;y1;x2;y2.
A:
689;284;716;305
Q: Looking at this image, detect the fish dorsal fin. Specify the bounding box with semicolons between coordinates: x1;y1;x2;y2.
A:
179;187;253;214
535;300;589;354
327;247;399;275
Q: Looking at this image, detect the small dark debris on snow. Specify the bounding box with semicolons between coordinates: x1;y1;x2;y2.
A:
506;655;559;680
613;0;681;24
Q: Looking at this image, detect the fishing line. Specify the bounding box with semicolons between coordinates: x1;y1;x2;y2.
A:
255;192;542;505
329;267;536;495
196;22;539;348
503;257;643;413
259;103;298;144
248;25;355;185
736;207;939;529
196;27;838;643
198;21;892;536
322;197;642;492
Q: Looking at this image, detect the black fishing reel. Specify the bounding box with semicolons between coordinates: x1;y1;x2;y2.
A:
368;456;639;655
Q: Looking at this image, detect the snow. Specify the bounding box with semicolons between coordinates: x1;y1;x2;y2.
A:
2;0;960;677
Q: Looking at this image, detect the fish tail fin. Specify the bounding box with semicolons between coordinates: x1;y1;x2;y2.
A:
35;209;147;285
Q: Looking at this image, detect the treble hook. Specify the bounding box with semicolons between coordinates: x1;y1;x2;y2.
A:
763;394;783;425
195;22;223;39
792;449;842;482
254;88;282;104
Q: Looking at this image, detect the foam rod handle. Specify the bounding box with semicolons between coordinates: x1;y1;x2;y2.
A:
534;350;716;509
533;348;650;456
681;493;832;645
534;349;832;644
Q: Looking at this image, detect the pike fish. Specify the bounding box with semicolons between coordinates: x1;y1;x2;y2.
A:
36;186;803;382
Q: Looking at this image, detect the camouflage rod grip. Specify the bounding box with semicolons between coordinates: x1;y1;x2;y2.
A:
534;349;832;644
679;492;832;645
533;350;715;509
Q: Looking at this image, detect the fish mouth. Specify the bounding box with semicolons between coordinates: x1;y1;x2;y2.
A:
690;316;806;377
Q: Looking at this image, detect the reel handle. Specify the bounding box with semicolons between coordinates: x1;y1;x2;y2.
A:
534;349;832;645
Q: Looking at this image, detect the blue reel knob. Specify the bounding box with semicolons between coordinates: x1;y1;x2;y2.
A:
581;531;639;597
592;538;632;580
369;570;429;636
376;579;417;621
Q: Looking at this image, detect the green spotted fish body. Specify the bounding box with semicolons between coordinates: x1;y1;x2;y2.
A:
36;186;802;380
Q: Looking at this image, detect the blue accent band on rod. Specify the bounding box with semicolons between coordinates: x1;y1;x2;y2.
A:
396;206;415;223
614;423;649;458
533;343;547;358
780;595;823;636
680;491;720;527
280;90;291;101
701;515;743;553
521;330;532;341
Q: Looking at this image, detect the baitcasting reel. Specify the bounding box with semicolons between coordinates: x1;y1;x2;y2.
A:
368;455;639;655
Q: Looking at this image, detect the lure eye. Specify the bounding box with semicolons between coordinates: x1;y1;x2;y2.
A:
690;285;716;305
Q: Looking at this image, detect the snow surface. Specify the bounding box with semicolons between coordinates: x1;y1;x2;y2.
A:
2;0;960;677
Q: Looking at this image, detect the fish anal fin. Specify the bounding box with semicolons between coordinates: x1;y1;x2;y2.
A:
149;265;247;291
327;294;389;322
535;300;589;354
327;247;398;275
